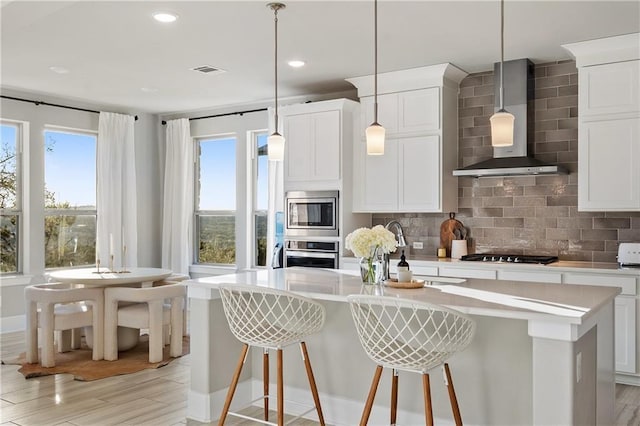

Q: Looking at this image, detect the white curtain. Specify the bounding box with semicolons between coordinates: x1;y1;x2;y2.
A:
161;119;194;275
97;112;137;270
266;107;285;268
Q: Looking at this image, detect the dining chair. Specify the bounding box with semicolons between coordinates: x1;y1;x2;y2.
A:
25;282;104;368
154;273;190;336
103;280;185;363
217;284;326;426
347;295;476;426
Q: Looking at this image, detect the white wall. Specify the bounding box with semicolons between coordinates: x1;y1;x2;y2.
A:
0;90;162;326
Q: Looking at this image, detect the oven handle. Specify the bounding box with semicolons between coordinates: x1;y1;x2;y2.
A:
285;250;337;259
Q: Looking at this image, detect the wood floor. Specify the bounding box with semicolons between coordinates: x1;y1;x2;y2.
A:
1;330;639;425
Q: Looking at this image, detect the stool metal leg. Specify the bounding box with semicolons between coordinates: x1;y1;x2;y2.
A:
391;368;399;425
443;363;463;426
423;373;434;426
218;343;249;426
360;365;383;426
300;341;326;426
277;349;284;426
264;348;269;422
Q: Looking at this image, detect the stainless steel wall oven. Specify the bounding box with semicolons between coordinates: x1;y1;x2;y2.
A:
284;240;339;269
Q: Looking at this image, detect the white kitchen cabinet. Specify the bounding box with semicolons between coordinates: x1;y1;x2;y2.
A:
360;88;440;136
347;64;465;213
356;135;442;212
563;34;640;211
563;272;638;376
579;61;640;117
615;296;637;374
280;99;358;192
284;110;341;184
578;118;640;211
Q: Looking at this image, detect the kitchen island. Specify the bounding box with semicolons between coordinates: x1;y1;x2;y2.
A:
186;268;620;425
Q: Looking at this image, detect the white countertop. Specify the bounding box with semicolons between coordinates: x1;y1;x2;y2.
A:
186;267;620;325
343;255;640;275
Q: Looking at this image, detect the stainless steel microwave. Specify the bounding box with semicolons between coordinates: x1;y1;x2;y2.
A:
285;191;339;237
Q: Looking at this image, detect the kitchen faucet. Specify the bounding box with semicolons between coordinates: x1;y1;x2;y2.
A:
383;220;408;279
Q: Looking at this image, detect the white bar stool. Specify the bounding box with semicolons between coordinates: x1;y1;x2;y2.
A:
217;284;326;426
347;295;476;426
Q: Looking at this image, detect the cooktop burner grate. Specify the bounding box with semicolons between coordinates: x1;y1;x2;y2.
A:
460;254;558;264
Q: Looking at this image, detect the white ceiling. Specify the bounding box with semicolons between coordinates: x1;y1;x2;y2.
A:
1;0;638;115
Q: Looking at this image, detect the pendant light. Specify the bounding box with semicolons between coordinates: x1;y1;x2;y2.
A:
366;0;385;155
490;0;515;147
267;3;285;161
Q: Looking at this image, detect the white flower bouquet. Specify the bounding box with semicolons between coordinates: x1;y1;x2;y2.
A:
345;225;398;283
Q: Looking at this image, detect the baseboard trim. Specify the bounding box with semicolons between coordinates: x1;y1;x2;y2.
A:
186;379;252;423
248;379;456;426
1;315;25;334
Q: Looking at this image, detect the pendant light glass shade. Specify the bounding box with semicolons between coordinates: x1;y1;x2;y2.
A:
267;132;285;161
490;110;515;147
268;3;285;161
490;0;514;147
367;0;385;156
366;122;385;155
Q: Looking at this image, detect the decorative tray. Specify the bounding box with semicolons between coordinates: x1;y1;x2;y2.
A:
384;278;426;289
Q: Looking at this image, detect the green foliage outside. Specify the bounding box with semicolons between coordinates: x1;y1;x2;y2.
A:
199;215;236;264
0;136;18;272
1;130;96;272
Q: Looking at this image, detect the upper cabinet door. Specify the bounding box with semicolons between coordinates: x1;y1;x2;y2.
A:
360;88;441;136
284;113;313;182
359;138;398;212
579;118;640;211
284;110;341;184
580;60;640;116
398;88;440;133
361;94;399;134
312;110;341;181
399;135;441;211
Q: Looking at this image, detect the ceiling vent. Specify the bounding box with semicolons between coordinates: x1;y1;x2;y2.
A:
190;65;226;75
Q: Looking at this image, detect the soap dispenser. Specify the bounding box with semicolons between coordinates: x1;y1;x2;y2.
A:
397;250;412;282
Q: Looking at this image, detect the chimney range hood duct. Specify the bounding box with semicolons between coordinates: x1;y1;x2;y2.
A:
453;59;568;178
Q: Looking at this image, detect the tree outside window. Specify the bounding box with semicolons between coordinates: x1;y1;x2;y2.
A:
44;129;97;269
0;123;19;273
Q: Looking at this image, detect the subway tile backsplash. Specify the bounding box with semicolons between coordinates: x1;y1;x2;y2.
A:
372;60;640;263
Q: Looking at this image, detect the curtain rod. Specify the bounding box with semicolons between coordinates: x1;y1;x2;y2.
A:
161;107;267;125
0;95;139;121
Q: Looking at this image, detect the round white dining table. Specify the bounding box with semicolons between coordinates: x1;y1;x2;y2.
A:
47;267;173;285
45;267;174;353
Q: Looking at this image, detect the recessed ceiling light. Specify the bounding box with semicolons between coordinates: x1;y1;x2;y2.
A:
153;12;178;23
141;87;159;93
49;66;70;74
288;60;306;68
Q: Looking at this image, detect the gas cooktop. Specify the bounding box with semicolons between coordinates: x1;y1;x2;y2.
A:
460;254;558;265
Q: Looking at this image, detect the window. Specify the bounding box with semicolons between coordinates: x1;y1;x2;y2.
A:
195;136;236;265
253;132;268;267
44;128;97;269
0;121;21;273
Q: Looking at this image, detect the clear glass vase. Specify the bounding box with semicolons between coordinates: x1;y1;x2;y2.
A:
359;247;386;285
359;256;376;284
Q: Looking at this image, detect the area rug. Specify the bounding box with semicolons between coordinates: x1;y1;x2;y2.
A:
2;335;189;381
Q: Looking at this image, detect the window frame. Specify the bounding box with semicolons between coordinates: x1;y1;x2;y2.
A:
251;130;269;268
193;134;238;266
0;120;23;275
43;126;97;271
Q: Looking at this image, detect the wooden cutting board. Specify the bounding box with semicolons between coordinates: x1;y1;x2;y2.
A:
440;212;466;257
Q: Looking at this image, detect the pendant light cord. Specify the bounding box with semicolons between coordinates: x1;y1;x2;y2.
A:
274;5;280;133
373;0;379;123
499;0;505;111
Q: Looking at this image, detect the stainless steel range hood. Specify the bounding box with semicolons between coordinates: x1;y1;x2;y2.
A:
453;59;568;178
